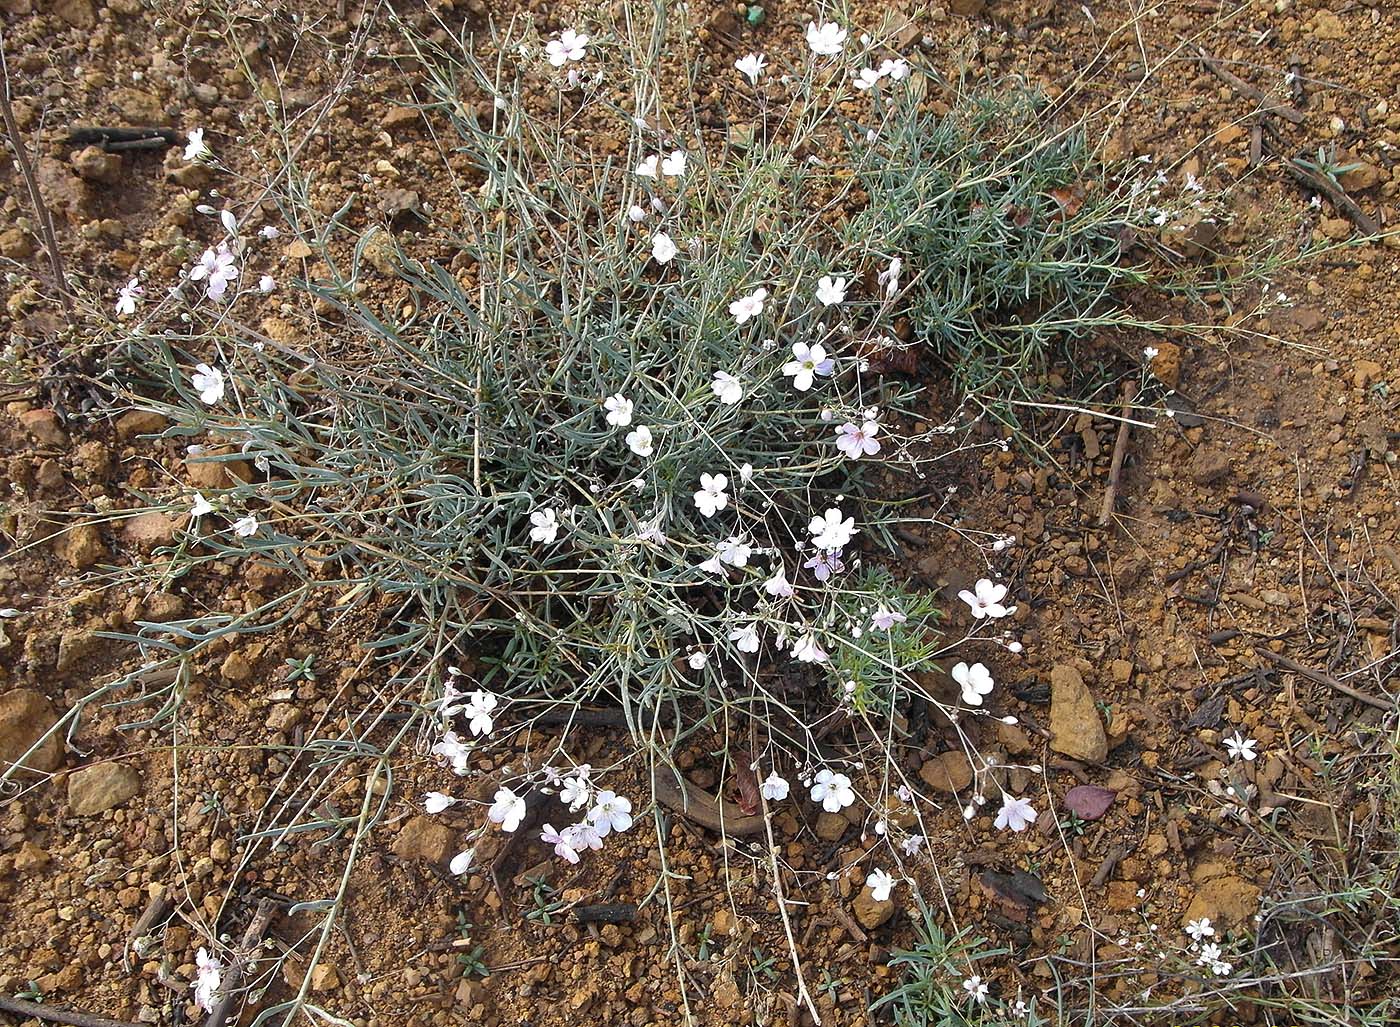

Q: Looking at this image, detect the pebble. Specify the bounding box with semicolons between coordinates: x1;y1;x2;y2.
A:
67;762;143;815
0;688;63;773
1048;665;1108;762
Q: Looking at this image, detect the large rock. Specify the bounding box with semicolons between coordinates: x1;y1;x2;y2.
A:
0;689;63;773
68;762;142;814
1048;665;1108;762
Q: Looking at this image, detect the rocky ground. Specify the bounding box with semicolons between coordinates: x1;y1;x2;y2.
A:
1;1;1398;1026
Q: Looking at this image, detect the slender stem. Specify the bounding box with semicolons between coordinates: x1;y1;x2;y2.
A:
0;29;73;312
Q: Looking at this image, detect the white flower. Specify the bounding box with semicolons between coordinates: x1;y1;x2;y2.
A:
563;821;604;853
651;232;677;264
191;362;226;405
192;947;222;1012
835;420;881;459
1223;731;1258;762
716;536;752;567
259;275;276;293
546;29;589;67
782;341;834;390
878;256;902;297
560;775;591;811
693;472;729;517
808;507;856;551
735;52;766;83
739;462;753;483
232;514;258;538
188;242;239;300
854;66;884;90
711;370;743;405
815;275;848;306
952;661;995;706
958;578;1014;619
994;794;1038;832
870;606;906;631
464;690;498;737
729;286;768;325
488;787;527;832
729;622;760;654
183;128;212;162
219;209;239;236
901;834;925;855
432;730;472;775
1211;959;1233;977
259;225;280;240
449;848;475;875
806;21;847;56
190;493;215;518
791;632;828;664
604;392;634;427
115;278;143;316
809;768;854;812
588;790;633;836
760;771;789;801
661;150;687;177
627;204;647;222
763;567;794;597
635;154;660;178
1143;346;1160;361
1197;942;1223;966
423;791;457;814
529;507;560;544
626;425;654;456
865;868;896;902
882;58;911;80
962;975;989;1004
1185;917;1215;942
686;649;708;670
540;823;580;863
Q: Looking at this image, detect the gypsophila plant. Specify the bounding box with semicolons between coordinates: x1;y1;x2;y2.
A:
72;7;1221;1021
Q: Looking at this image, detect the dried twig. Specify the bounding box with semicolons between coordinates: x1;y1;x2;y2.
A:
1254;647;1393;712
0;30;73;311
1192;45;1305;124
652;766;766;836
202;897;279;1027
1098;380;1138;527
0;997;143;1027
123;886;173;971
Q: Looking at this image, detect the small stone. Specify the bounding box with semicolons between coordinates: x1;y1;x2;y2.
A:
71;145;122;185
0;227;34;259
1188;445;1231;485
115;410;169;440
56;523;106;568
1319;218;1352;241
15;840;50;872
266;704;304;733
1110;659;1134;684
68;762;143;815
1048;665;1108;762
1184;875;1261;928
852;886;895;929
185;454;251;490
220;652;253;684
381;106;420;131
814;811;847;841
390;815;454;864
121;511;178;549
309;965;340;992
712;908;736;937
0;688;63;773
53;0;95;27
1147;340;1183;389
919;749;973;793
19;408;68;447
56;627;100;672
